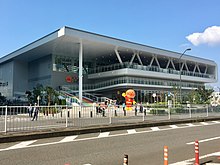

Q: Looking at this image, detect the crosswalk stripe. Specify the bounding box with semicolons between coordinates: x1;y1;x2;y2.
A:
151;127;160;131
98;132;110;138
59;135;78;142
7;140;37;149
170;125;178;128
127;129;136;134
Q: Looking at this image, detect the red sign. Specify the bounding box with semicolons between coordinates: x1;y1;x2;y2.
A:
65;76;73;83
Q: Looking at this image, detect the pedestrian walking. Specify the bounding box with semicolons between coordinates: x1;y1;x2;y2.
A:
28;104;33;117
140;102;143;113
32;103;39;121
135;103;138;116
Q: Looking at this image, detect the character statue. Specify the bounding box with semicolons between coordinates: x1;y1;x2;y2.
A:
122;89;136;110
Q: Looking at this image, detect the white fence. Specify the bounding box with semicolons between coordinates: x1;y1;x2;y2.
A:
0;104;220;133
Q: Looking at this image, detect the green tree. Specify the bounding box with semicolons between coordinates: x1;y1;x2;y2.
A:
187;89;196;103
45;86;59;106
0;93;7;105
187;86;214;104
32;84;44;104
25;90;33;104
195;86;213;104
30;84;60;105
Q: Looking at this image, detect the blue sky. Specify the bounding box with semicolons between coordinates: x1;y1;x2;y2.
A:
1;0;220;89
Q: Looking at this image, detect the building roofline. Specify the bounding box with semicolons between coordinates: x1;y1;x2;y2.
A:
0;26;217;66
65;26;217;65
0;29;60;63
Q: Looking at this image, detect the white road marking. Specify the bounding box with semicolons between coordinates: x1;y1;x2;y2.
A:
187;136;220;145
170;125;178;129
185;123;195;127
59;135;78;142
151;127;160;131
98;132;110;138
200;122;209;125
212;121;220;123
127;129;136;134
170;151;220;165
1;121;220;152
7;140;37;150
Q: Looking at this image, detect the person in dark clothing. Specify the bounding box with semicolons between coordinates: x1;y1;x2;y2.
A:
32;103;39;121
28;104;33;117
140;103;143;113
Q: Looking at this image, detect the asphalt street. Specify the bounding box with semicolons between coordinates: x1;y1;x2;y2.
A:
0;121;220;165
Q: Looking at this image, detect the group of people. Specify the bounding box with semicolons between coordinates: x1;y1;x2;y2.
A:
27;103;39;121
96;104;106;114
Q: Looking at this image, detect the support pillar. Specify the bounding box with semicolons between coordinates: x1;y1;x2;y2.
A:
79;41;83;106
114;47;123;64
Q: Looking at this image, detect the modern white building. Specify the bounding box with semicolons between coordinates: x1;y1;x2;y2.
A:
0;26;218;103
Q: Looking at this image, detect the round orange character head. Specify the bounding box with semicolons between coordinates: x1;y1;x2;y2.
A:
126;89;136;99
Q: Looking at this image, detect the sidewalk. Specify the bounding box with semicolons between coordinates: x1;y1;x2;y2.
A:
1;116;220;143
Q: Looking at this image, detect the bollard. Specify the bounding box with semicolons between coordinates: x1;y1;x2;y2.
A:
115;110;117;116
195;140;199;165
124;110;126;116
123;154;128;165
102;109;105;117
79;111;81;118
90;110;93;118
68;111;70;118
164;146;168;165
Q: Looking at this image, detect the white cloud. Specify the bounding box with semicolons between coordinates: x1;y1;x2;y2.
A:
186;26;220;46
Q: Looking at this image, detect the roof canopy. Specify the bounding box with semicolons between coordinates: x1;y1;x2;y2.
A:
0;26;216;66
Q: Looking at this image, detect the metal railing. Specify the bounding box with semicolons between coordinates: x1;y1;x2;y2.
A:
88;62;215;79
0;104;220;133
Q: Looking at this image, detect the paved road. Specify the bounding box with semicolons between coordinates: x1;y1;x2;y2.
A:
0;120;220;165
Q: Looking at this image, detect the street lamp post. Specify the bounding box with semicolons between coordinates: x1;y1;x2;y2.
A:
179;48;191;104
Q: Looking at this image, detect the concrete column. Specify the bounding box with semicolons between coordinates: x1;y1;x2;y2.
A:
79;41;83;106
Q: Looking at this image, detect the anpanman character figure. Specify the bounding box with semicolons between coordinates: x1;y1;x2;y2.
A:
122;89;136;110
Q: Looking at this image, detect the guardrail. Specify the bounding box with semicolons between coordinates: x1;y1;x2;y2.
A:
0;104;220;133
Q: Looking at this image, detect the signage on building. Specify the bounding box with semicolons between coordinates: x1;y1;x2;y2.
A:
65;75;79;83
65;76;73;83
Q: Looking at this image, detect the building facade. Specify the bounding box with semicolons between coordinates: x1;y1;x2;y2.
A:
0;27;218;103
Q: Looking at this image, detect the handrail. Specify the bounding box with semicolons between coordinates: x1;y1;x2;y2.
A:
53;62;215;79
88;62;214;79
